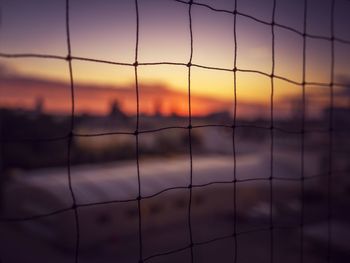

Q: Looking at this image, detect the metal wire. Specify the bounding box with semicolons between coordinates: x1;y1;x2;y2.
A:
0;0;346;262
186;2;195;262
232;0;238;262
65;0;80;262
300;0;308;262
327;1;336;261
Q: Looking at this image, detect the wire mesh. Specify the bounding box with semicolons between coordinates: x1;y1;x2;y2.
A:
0;0;349;262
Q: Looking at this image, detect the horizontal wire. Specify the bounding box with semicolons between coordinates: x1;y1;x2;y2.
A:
1;52;349;88
143;224;305;262
143;244;190;262
1;123;348;143
1;169;348;222
172;0;350;45
0;207;72;222
0;134;70;143
0;53;67;60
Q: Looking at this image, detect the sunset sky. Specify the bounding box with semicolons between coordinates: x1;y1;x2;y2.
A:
1;0;350;116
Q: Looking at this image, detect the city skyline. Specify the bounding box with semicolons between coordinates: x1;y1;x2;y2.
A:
1;0;350;117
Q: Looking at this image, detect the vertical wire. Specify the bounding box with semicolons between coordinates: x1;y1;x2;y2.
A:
300;0;308;262
65;0;80;262
0;112;3;213
327;0;335;262
270;1;277;263
0;126;2;263
134;0;143;262
232;0;238;262
187;1;194;262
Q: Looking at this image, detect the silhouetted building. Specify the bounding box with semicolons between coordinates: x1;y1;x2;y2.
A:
109;100;127;119
153;98;163;117
34;97;44;115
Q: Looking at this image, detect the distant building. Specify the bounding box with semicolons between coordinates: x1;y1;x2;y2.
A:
75;100;130;134
109;100;127;120
34;97;44;115
153;99;163;117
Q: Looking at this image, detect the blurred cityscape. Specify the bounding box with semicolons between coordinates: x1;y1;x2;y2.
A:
0;92;349;262
1;92;349;171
